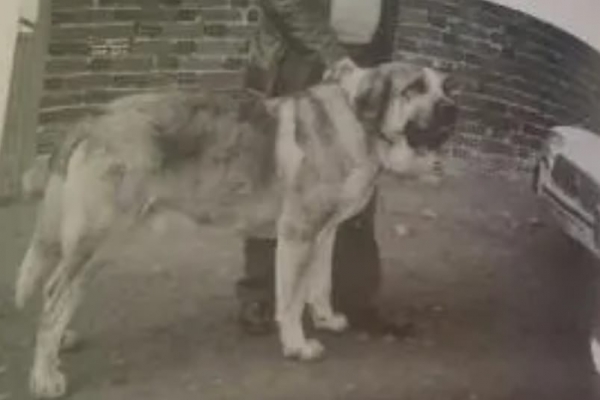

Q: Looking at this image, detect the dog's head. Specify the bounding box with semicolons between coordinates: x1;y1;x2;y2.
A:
340;62;459;177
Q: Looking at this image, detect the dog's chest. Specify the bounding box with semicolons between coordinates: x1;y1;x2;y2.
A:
275;88;380;227
335;164;378;223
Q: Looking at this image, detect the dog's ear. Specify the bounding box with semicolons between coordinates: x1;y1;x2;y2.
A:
354;69;394;134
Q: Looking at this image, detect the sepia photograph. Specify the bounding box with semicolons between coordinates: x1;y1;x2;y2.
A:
0;0;600;399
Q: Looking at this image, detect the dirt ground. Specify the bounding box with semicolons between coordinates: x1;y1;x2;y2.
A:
2;169;600;400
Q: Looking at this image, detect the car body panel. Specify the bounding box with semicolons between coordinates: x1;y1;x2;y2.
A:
534;126;600;259
551;126;600;182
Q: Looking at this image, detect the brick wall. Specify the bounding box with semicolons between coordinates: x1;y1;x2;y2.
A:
392;0;600;170
40;0;600;171
39;0;258;152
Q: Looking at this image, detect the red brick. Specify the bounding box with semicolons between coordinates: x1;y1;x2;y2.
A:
88;56;155;72
52;0;93;10
197;71;245;89
156;56;179;70
87;58;112;71
176;9;200;22
89;38;133;58
51;24;134;41
160;0;229;6
98;0;157;7
58;74;114;90
158;0;183;6
46;58;89;74
39;106;100;125
164;70;244;89
395;37;419;52
52;9;115;25
48;41;91;56
221;57;245;70
481;139;515;155
130;39;171;55
178;56;223;70
40;91;85;108
200;8;242;22
114;8;175;22
453;134;482;148
511;133;543;149
203;23;228;37
173;40;197;54
133;22;163;38
84;88;150;104
112;73;172;88
397;7;429;24
195;39;248;55
245;8;261;24
226;24;255;38
44;77;65;90
160;22;204;38
397;25;443;42
230;0;250;7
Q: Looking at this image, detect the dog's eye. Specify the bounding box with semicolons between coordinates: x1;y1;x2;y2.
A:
402;76;427;98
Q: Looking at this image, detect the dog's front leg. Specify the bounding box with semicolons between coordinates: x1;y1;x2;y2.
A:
307;226;348;332
275;229;324;361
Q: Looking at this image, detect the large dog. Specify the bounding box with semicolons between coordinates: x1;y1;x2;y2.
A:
15;61;457;398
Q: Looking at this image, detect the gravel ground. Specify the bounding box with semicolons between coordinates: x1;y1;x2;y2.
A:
1;169;600;400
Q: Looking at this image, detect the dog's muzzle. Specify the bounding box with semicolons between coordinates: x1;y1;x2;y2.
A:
406;99;458;151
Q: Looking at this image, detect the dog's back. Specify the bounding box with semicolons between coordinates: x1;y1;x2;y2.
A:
15;89;282;308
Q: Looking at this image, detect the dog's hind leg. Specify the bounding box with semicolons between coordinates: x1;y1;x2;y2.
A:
30;207;134;399
30;255;88;398
15;175;64;309
29;219;101;399
307;226;348;333
275;220;324;361
15;237;61;310
28;151;130;398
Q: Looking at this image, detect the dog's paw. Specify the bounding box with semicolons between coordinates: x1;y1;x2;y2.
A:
30;365;67;399
283;338;325;361
313;312;349;333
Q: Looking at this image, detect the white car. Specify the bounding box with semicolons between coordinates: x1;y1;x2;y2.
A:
532;125;600;374
533;125;600;258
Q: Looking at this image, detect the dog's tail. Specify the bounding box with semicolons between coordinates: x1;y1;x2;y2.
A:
15;171;65;309
21;154;51;200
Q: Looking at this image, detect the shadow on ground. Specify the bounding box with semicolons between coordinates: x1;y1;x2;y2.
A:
1;170;599;400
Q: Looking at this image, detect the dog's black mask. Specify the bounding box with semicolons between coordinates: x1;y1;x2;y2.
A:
405;97;458;151
354;64;459;152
